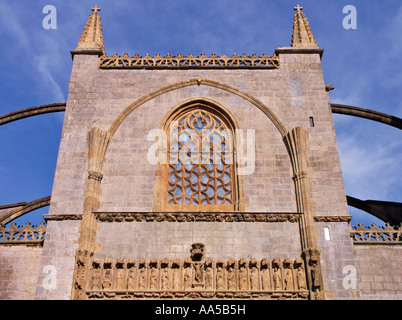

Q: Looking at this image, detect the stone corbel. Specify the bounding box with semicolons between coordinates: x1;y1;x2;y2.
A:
87;127;111;175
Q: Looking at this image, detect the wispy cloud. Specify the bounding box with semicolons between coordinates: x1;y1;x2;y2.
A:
375;5;402;88
0;2;66;103
0;3;31;48
336;123;402;202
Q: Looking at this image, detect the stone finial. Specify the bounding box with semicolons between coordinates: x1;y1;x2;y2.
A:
92;5;101;13
291;5;318;47
75;6;104;53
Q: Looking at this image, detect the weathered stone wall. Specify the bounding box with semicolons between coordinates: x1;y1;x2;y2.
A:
94;221;302;261
316;221;402;300
315;221;360;299
34;219;80;300
354;245;402;299
0;245;42;299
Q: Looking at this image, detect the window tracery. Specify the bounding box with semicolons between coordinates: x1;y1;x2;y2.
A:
164;104;237;211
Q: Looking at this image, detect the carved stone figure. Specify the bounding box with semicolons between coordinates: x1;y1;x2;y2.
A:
216;261;226;290
227;258;237;290
160;258;170;291
294;258;306;290
149;258;159;290
91;259;101;290
238;258;248;290
283;259;293;291
137;259;147;290
272;258;282;290
102;259;113;290
102;269;112;289
127;260;136;290
310;254;322;291
285;270;292;290
204;258;214;290
171;258;181;290
250;259;259;290
193;261;204;287
115;259;125;290
260;258;271;290
183;258;192;290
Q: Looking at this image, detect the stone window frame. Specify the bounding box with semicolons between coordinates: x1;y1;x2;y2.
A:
153;98;240;212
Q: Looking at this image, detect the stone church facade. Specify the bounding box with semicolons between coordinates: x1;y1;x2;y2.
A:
0;6;401;300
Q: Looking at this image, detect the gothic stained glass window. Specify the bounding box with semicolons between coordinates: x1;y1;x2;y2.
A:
166;107;235;208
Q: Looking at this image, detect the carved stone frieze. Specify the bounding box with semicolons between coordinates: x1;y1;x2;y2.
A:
314;216;352;223
86;290;309;300
85;244;308;300
95;212;301;223
44;214;83;221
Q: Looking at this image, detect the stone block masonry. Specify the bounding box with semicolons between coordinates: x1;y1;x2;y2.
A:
94;221;302;261
34;219;80;300
354;246;402;299
0;245;42;299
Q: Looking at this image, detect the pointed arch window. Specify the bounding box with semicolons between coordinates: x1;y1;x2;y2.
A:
164;102;237;211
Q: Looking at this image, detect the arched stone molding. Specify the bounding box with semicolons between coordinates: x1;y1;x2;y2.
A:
108;78;287;138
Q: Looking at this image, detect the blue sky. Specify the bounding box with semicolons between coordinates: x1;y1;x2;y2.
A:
0;0;401;227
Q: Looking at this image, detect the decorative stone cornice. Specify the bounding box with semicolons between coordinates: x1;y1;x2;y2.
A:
44;214;83;221
98;52;280;69
94;212;301;223
274;47;324;58
314;216;352;223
